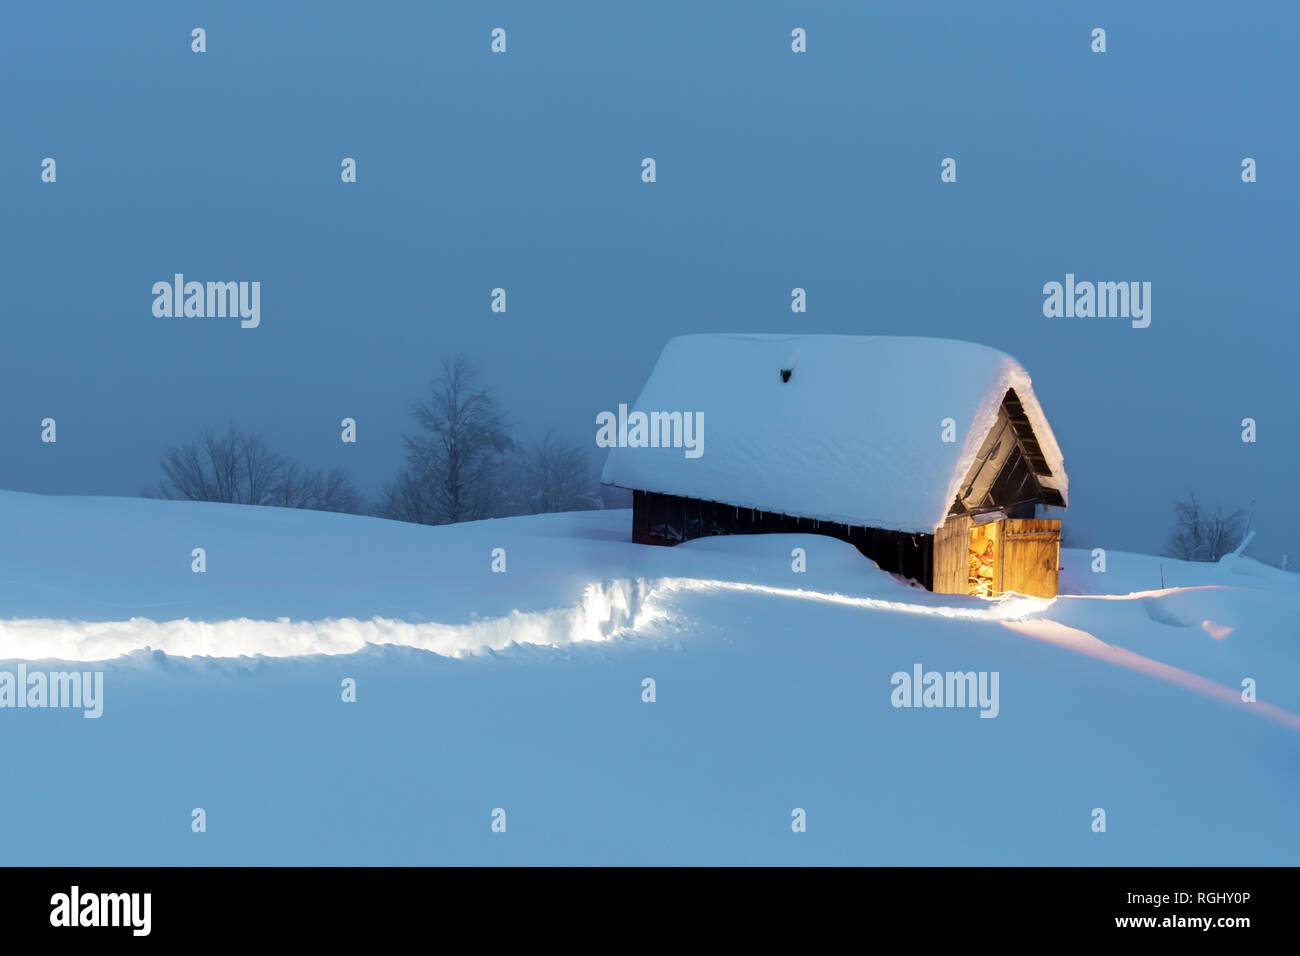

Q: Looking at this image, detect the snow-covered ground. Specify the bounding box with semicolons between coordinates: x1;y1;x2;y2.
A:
1;489;1296;864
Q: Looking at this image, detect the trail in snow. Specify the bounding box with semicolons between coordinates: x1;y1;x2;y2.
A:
0;579;664;661
0;574;1044;662
5;571;1295;738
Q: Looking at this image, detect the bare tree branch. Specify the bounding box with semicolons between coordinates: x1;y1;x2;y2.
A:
157;425;362;514
1166;490;1245;562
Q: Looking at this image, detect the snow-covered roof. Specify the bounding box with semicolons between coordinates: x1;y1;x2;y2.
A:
600;334;1068;533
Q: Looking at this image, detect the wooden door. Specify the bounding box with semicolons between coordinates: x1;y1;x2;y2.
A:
932;514;972;594
995;519;1061;598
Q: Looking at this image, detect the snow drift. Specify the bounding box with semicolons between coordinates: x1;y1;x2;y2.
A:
0;489;1297;865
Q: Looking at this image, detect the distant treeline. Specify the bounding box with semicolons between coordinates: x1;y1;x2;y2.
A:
152;355;622;524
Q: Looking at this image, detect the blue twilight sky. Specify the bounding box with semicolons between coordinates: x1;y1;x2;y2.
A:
2;0;1296;560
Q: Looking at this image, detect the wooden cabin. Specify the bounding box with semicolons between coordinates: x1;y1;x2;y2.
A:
600;334;1068;598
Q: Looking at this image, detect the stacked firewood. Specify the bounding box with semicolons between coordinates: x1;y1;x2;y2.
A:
967;526;996;597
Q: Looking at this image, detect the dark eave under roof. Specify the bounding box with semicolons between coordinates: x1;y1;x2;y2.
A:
950;388;1066;516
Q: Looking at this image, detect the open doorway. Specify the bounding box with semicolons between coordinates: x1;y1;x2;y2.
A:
968;521;998;596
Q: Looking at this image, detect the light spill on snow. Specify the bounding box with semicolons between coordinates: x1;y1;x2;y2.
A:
647;576;1053;619
5;565;1295;737
0;579;667;662
4;570;1298;739
1001;618;1300;732
0;575;1046;662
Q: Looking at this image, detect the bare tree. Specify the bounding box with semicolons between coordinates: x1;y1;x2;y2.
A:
376;356;512;525
157;425;361;513
1166;494;1203;561
509;431;602;515
374;469;438;525
1165;491;1245;562
159;426;280;504
1205;505;1247;561
270;463;364;514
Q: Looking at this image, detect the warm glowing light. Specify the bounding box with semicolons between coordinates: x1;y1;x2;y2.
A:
1201;620;1234;640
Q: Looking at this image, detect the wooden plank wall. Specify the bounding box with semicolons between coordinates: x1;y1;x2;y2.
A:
932;514;971;594
996;518;1061;598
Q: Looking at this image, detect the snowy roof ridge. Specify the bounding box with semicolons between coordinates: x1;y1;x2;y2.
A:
601;334;1067;533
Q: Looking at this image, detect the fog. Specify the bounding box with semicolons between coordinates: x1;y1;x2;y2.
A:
3;1;1295;562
